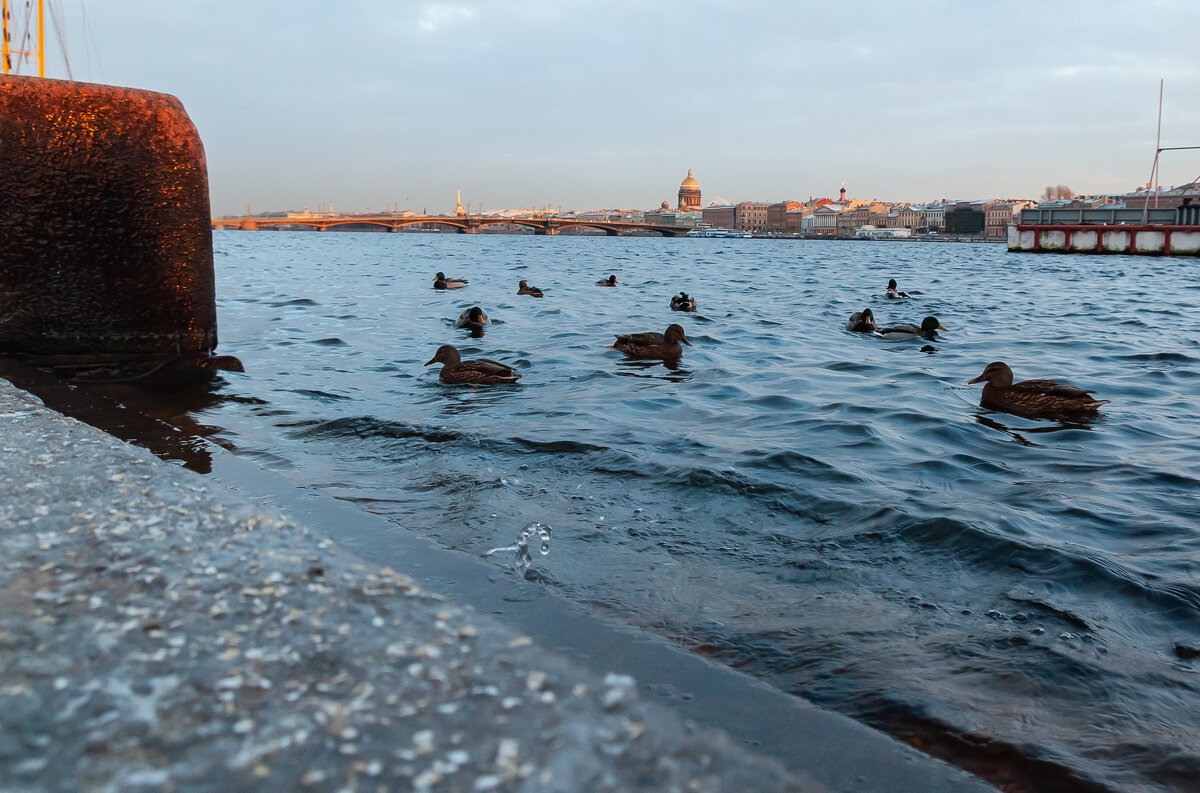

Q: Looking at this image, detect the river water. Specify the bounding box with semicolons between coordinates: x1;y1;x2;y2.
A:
181;232;1199;791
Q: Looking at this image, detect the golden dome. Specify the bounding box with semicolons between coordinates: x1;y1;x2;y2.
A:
680;169;699;188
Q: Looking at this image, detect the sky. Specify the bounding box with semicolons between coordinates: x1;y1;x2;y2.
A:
19;0;1200;216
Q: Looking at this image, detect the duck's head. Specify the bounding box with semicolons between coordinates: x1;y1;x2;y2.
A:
888;279;898;290
467;306;488;324
665;324;691;345
435;272;446;281
608;275;617;285
519;279;528;287
424;345;461;366
968;361;1013;387
861;308;876;327
922;316;947;332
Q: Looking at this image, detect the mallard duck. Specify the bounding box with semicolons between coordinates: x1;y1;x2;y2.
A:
608;323;691;360
878;316;946;340
968;361;1107;417
454;306;489;334
596;275;618;287
433;272;468;290
517;280;544;298
885;278;910;299
670;292;697;312
846;308;876;332
424;345;521;385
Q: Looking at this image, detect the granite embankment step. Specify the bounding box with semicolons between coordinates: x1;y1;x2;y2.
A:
0;379;997;793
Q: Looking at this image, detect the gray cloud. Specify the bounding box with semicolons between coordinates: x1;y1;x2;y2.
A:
38;0;1200;214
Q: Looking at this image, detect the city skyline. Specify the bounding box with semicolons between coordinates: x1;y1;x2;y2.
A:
24;1;1200;216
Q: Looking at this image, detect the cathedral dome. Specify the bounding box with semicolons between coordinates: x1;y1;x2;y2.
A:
681;169;699;188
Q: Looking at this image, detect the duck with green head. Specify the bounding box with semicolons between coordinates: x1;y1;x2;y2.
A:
968;361;1107;418
885;278;911;299
846;308;876;333
877;316;946;340
433;272;468;290
454;306;489;335
596;275;618;287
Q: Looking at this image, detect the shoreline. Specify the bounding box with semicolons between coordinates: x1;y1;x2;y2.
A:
0;372;997;792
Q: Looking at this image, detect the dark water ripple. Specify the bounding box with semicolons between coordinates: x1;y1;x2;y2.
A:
199;232;1200;793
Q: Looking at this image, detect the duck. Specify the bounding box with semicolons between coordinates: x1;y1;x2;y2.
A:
608;323;691;361
846;308;876;333
885;279;910;299
454;306;490;334
670;292;697;312
968;361;1107;417
596;275;618;287
877;316;946;340
433;272;468;290
517;280;544;298
424;345;521;385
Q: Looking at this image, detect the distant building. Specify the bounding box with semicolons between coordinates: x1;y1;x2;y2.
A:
985;201;1034;238
811;204;843;235
702;204;736;229
735;202;770;232
784;207;811;235
944;200;993;235
766;201;803;233
920;203;946;232
1123;181;1200;210
678;169;702;211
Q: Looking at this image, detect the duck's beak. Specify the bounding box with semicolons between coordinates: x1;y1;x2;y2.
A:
967;374;984;384
938;323;948;331
682;337;692;346
424;357;437;366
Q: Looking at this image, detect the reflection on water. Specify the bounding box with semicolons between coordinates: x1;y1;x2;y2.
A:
973;412;1098;446
135;233;1200;792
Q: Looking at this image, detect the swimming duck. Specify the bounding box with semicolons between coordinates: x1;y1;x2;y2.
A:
596;275;618;287
846;308;876;333
517;280;544;298
424;345;521;385
609;323;691;360
454;306;490;334
670;292;697;312
885;279;910;299
968;361;1107;417
877;316;946;340
433;272;468;290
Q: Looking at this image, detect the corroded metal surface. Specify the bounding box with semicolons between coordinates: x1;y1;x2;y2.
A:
0;76;218;374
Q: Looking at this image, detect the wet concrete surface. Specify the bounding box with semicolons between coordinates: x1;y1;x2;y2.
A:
0;377;998;792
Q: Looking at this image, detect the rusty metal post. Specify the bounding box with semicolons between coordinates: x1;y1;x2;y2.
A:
0;75;237;386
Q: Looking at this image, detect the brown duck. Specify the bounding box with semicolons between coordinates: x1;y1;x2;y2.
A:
609;323;691;360
517;280;544;298
424;345;522;385
968;361;1107;417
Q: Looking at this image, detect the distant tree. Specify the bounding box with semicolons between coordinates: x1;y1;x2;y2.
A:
1041;185;1076;201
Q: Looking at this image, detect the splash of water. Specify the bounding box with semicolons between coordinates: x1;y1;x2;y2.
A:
484;521;551;577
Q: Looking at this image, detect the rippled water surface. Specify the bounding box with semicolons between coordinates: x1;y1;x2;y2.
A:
193;232;1199;791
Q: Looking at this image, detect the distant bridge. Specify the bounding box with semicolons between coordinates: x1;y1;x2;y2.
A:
210;213;692;237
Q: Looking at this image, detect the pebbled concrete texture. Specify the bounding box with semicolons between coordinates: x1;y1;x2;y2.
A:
0;380;825;793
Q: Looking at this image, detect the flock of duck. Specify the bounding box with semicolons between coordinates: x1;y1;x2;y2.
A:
426;272;1108;419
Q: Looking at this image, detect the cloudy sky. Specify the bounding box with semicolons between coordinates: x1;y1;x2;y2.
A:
28;1;1200;215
